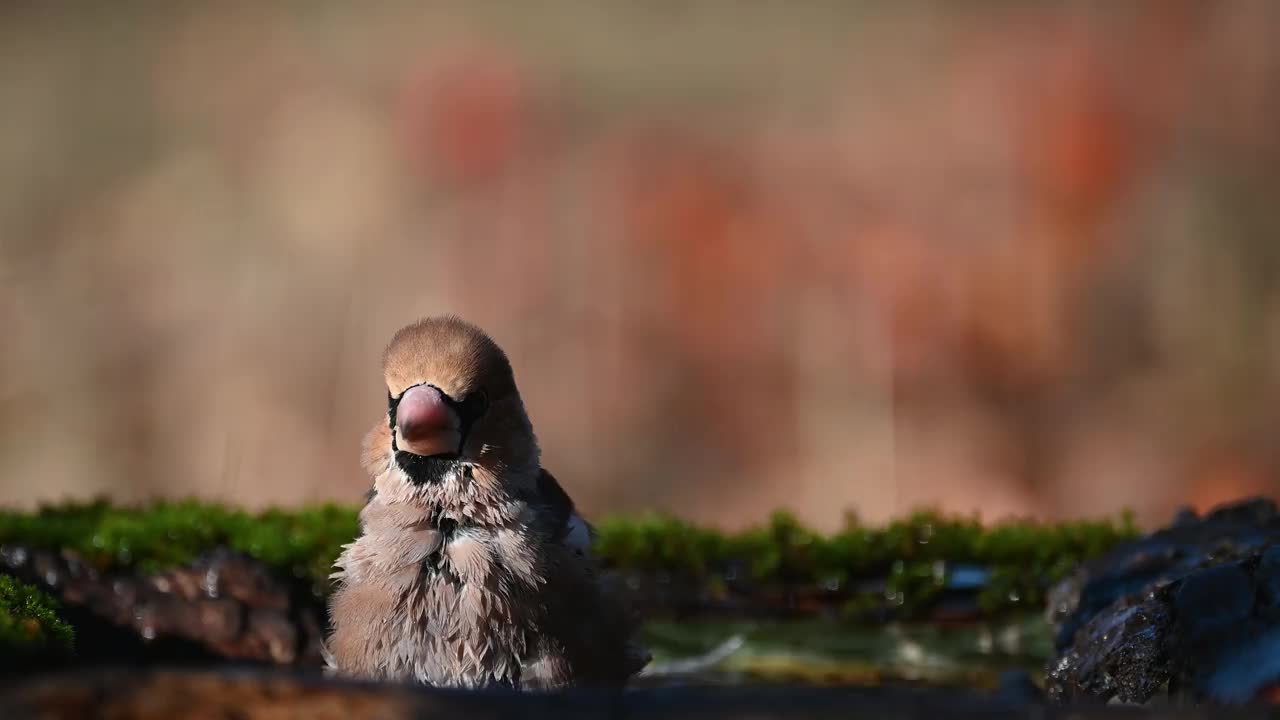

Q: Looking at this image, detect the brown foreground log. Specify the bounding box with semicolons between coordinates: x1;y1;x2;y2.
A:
0;546;327;669
0;667;1270;720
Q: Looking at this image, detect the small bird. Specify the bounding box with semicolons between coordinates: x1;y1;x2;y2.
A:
325;316;649;690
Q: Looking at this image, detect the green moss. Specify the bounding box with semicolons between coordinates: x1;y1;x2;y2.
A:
0;575;74;664
594;507;1137;580
593;507;1140;616
0;498;359;596
0;499;1140;618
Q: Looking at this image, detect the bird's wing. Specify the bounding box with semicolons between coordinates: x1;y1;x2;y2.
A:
534;468;594;554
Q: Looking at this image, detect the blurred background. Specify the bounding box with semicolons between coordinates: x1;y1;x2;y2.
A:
1;1;1278;531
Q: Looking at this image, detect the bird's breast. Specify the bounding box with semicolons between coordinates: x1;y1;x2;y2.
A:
442;529;498;584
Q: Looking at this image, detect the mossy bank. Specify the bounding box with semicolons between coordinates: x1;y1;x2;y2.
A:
0;499;1139;621
0;574;74;670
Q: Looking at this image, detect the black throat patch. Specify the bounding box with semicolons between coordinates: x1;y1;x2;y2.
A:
393;451;459;485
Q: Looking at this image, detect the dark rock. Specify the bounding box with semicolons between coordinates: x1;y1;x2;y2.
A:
0;545;326;669
1170;506;1200;528
1203;498;1279;527
1047;496;1280;652
1201;626;1280;704
1172;565;1253;641
1046;596;1172;704
1045;497;1280;706
1254;546;1280;614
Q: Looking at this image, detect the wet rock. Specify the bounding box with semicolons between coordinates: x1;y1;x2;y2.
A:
1170;506;1200;529
1172;565;1252;642
1047;596;1172;704
1047;497;1280;652
1203;626;1280;704
1045;497;1280;705
0;545;326;669
1255;546;1280;614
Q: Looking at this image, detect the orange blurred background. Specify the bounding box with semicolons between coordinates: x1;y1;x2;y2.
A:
2;1;1278;530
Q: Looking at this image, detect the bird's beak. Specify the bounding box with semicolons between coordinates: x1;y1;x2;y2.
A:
394;384;462;456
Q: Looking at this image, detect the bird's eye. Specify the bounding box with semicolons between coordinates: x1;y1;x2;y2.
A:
459;389;489;422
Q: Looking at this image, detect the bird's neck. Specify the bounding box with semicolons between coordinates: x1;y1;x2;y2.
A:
371;455;536;529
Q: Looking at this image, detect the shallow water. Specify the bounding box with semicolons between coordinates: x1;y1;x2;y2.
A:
636;614;1053;689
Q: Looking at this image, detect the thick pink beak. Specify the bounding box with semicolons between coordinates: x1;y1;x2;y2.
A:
395;385;460;456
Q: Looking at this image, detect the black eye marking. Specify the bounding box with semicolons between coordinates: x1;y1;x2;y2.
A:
453;389;489;428
443;387;488;458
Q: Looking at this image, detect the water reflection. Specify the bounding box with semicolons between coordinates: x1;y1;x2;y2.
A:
638;614;1053;689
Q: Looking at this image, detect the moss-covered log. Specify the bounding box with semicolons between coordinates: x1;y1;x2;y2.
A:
0;575;74;671
0;499;1139;622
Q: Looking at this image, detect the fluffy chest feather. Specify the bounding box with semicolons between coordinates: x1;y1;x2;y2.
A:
327;466;556;688
393;524;544;687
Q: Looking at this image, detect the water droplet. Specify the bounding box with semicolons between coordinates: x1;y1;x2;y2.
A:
4;546;28;566
976;627;994;654
202;567;220;598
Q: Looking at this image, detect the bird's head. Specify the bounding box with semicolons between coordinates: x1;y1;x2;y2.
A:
376;316;538;484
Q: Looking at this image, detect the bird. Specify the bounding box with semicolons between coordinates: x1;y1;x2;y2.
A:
324;315;650;690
